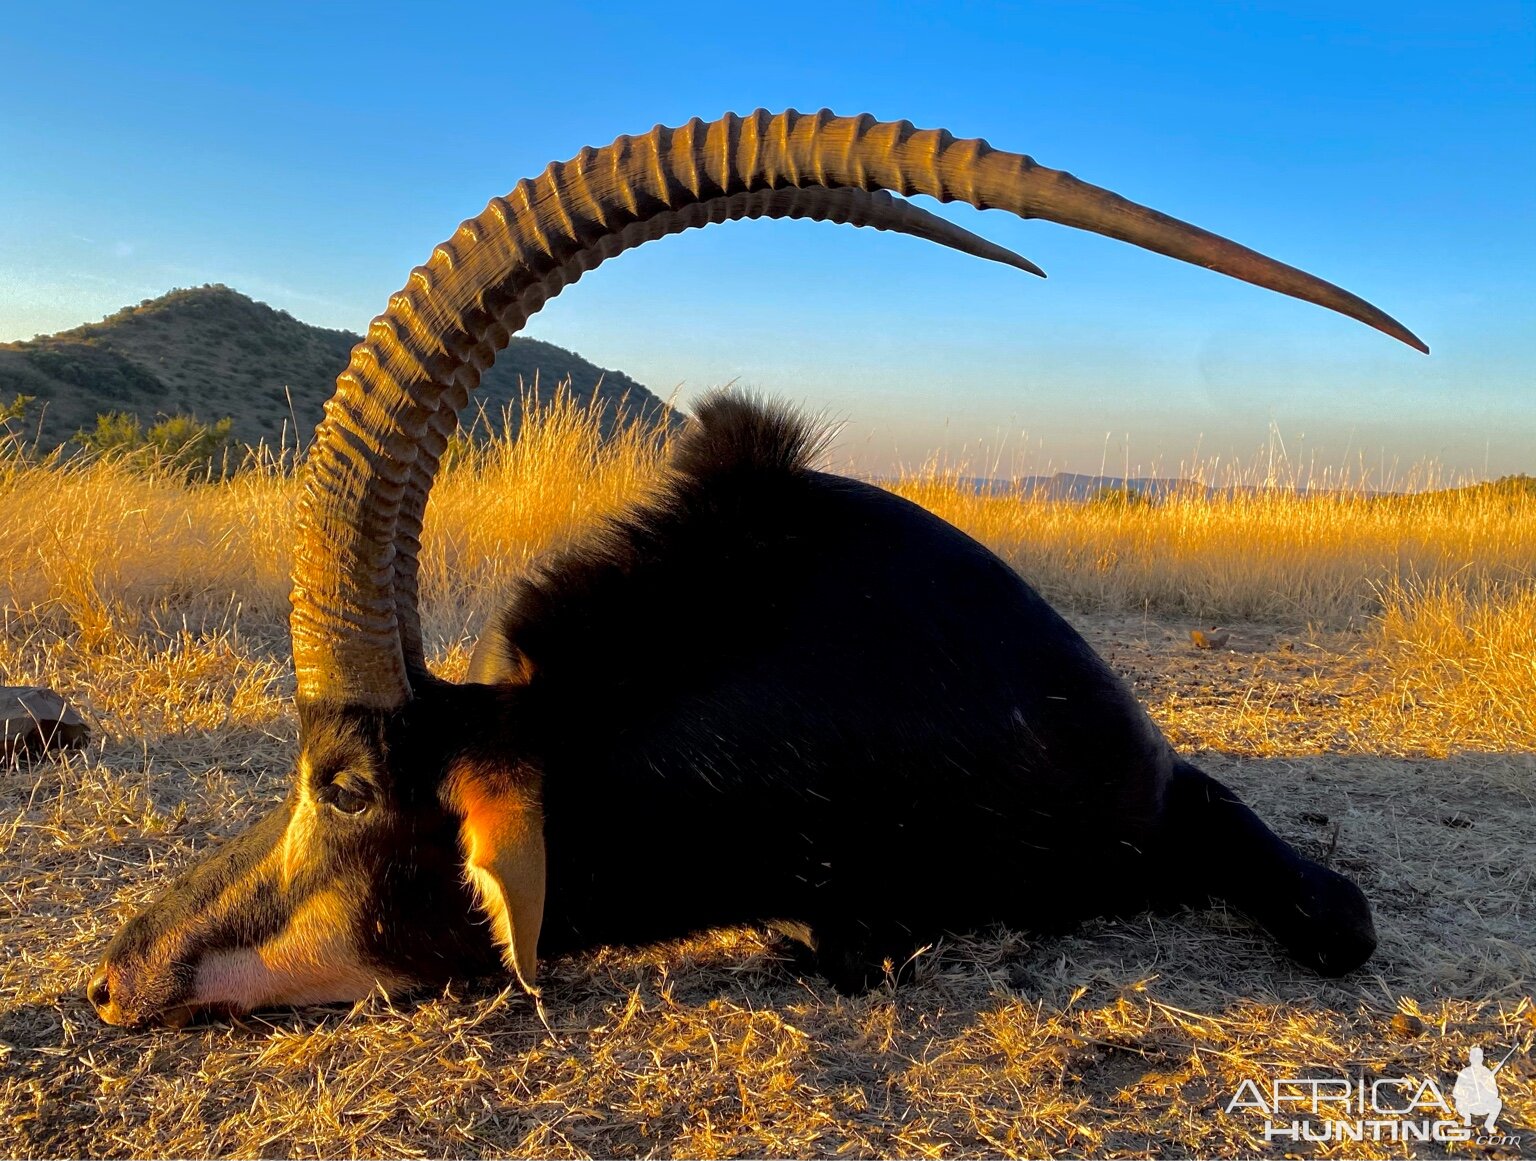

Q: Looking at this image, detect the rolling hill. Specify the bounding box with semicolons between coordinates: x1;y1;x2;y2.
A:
0;285;672;451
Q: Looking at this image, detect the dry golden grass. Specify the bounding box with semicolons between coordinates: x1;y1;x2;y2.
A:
2;394;1532;1158
894;470;1536;627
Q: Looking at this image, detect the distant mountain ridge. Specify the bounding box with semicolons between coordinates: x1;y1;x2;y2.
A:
956;473;1391;501
0;285;671;450
981;472;1227;501
962;472;1536;501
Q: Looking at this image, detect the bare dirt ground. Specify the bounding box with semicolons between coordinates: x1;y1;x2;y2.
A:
3;615;1533;1159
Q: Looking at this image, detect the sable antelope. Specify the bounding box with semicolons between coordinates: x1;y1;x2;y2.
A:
88;110;1424;1027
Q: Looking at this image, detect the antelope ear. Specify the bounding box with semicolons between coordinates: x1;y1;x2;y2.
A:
444;765;546;992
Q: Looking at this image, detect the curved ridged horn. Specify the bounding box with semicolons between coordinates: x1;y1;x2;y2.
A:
291;109;1425;707
384;185;1046;680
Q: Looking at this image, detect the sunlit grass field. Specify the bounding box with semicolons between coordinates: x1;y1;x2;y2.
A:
2;394;1532;1158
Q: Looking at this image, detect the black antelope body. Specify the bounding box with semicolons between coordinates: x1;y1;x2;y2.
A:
88;110;1424;1027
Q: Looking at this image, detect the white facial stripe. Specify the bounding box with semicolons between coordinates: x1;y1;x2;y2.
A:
278;754;320;889
279;796;319;890
194;949;382;1010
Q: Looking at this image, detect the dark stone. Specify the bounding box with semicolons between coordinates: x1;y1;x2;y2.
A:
0;686;89;759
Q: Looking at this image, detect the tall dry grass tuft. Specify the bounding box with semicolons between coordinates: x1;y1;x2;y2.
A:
0;452;294;740
421;391;670;674
893;471;1536;630
1368;578;1536;755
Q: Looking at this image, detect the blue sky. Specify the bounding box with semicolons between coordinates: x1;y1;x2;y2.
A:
1;1;1531;479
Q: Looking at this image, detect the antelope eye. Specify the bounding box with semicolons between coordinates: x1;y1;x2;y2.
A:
316;775;373;815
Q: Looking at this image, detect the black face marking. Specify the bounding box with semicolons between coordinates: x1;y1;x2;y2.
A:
91;696;506;1025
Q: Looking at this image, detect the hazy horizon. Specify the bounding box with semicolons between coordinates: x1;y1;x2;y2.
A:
3;2;1531;477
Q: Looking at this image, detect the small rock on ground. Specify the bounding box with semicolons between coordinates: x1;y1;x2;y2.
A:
1;686;89;759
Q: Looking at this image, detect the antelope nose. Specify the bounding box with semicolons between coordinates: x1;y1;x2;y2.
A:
86;966;133;1025
87;968;112;1012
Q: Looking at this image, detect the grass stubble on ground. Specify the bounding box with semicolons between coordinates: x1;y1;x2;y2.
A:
1;395;1532;1158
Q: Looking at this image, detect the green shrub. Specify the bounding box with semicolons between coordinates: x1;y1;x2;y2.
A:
74;411;236;479
1;394;36;459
